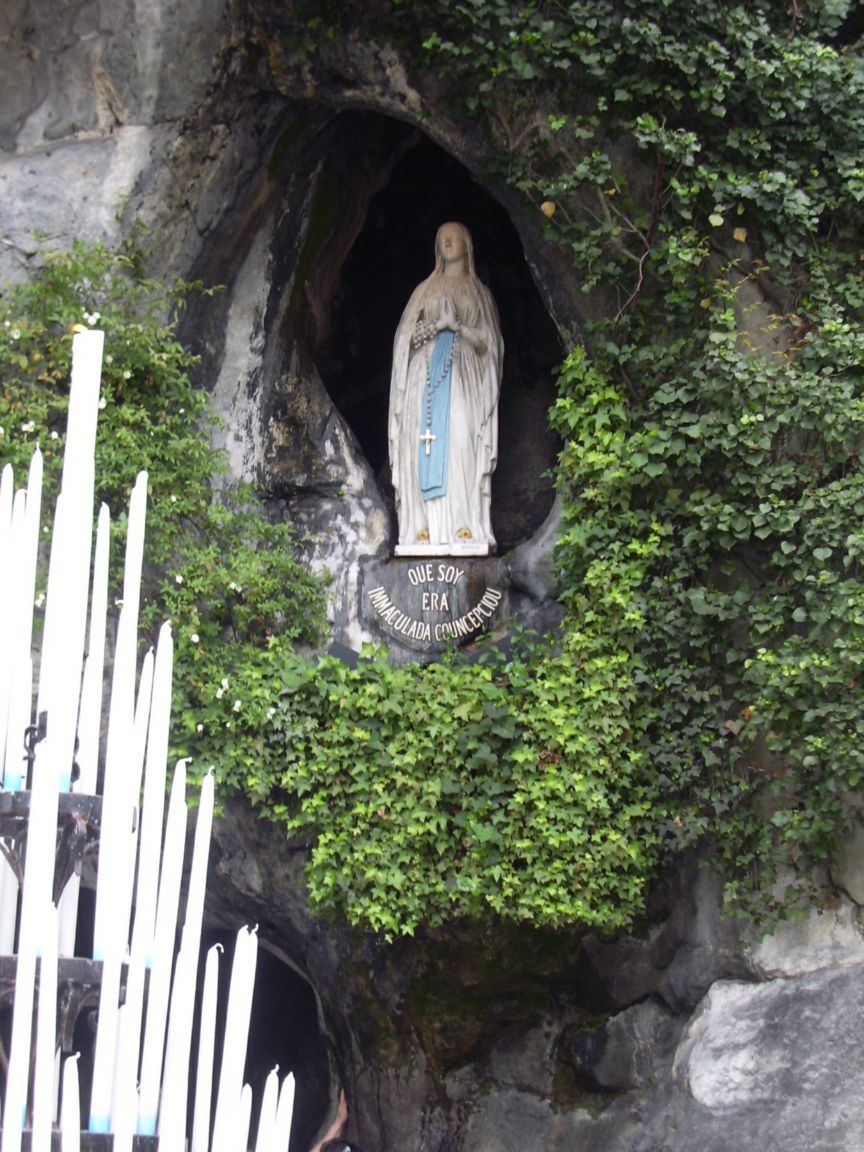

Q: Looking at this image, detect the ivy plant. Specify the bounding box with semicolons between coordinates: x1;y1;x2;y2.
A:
0;239;328;792
261;0;864;928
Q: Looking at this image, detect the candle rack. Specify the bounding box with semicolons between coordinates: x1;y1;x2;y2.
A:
0;955;121;1055
0;792;102;907
0;332;293;1152
14;1135;157;1150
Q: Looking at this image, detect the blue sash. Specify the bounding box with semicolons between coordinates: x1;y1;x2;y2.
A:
419;330;454;500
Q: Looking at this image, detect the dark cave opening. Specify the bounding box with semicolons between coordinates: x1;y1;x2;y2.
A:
312;114;563;552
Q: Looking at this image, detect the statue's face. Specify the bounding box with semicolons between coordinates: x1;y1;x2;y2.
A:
438;223;467;263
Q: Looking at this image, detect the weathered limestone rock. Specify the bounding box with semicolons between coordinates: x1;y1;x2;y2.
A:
5;4;864;1150
669;966;864;1151
205;791;864;1152
583;854;753;1013
748;894;864;978
1;0;562;657
832;819;864;905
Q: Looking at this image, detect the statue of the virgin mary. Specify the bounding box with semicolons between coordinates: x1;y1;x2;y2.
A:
388;222;503;556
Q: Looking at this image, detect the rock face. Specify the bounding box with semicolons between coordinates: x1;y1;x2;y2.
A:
1;0;564;657
209;797;864;1152
4;4;864;1150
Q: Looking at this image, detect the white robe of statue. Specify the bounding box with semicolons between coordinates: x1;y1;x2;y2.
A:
388;222;503;556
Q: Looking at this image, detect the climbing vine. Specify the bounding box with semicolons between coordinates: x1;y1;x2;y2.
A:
4;0;864;937
259;0;864;928
0;239;328;795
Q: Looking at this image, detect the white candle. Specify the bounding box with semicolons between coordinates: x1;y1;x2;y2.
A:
2;650;31;794
112;1076;138;1152
39;395;94;791
32;904;59;1152
20;446;43;662
255;1066;280;1152
211;927;258;1152
133;622;173;963
88;945;123;1133
10;712;64;1152
274;1073;296;1152
184;769;214;945
2;916;37;1152
159;768;215;1141
158;942;196;1150
62;331;103;502
110;946;146;1133
74;503;110;794
93;472;147;961
0;460;12;560
118;471;147;647
53;1047;61;1125
237;1083;253;1152
105;645;154;953
137;761;188;1135
191;943;222;1152
60;1054;81;1152
62;504;109;955
1;445;40;789
0;488;28;785
91;607;134;960
0;463;16;780
0;858;19;957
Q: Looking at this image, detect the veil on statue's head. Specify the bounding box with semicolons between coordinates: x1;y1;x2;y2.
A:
433;221;477;279
395;220;491;338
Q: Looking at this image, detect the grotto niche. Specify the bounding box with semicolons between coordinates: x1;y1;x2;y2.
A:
184;107;567;654
310;117;563;554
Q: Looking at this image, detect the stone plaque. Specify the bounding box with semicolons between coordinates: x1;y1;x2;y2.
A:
361;557;507;653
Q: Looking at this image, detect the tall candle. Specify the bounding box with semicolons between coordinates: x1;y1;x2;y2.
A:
105;646;154;953
91;607;134;961
158;943;196;1151
112;1076;138;1152
0;463;15;780
61;331;103;502
94;471;147;960
0;857;19;957
137;762;188;1136
236;1083;253;1152
88;945;123;1133
60;1054;81;1152
211;927;258;1152
53;1047;61;1125
2;649;31;795
9;702;65;1152
159;768;215;1141
110;947;146;1133
274;1073;296;1152
39;379;94;791
2;912;37;1152
0;488;28;785
0;460;12;565
32;905;59;1152
183;769;214;947
19;446;43;665
121;471;147;636
133;622;173;963
0;649;30;953
191;943;222;1152
74;502;110;794
255;1066;280;1152
3;471;55;1148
